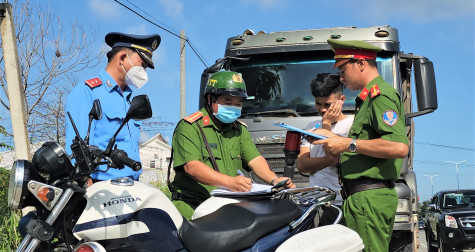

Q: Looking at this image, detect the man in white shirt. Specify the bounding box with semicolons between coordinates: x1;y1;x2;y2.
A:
297;73;353;208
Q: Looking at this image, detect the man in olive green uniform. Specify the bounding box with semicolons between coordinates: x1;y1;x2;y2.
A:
313;40;409;251
169;71;294;219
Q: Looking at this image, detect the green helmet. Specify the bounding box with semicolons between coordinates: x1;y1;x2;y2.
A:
204;71;248;98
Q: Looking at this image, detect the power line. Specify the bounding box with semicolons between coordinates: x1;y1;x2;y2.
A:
114;0;209;68
414;141;474;152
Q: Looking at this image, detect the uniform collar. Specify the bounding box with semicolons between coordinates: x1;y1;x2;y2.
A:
356;75;384;102
100;70;133;99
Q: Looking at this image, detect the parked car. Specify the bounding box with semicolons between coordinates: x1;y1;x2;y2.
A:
425;190;475;252
419;220;425;229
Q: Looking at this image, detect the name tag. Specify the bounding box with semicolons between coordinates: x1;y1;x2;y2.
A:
209;143;217;149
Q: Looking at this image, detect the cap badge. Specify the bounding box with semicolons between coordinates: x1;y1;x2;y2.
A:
232;74;243;83
382;110;398;126
152;40;158;50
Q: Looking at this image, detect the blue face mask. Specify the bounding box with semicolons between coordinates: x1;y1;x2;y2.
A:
213;104;242;123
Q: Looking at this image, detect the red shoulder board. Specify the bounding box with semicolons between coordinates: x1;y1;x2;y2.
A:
184;111;203;123
370;84;381;98
359;87;369;101
85;78;102;89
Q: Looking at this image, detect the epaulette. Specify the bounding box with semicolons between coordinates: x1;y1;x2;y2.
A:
184;111;203;123
370;84;381;98
85;78;102;89
236;120;247;127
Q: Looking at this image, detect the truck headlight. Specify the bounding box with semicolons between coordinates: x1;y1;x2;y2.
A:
8;160;37;209
396;199;410;214
445;215;458;228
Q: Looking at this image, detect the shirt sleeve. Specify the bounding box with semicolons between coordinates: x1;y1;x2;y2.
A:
370;95;409;145
172;121;204;167
239;126;262;164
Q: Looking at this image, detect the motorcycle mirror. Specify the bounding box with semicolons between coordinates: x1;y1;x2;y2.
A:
126;95;153;121
89;99;103;120
85;100;102;145
105;95;152;155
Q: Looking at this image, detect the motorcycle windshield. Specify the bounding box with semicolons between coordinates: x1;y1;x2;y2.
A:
231;54;393;117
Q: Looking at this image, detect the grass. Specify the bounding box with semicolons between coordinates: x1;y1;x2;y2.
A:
0;167;22;251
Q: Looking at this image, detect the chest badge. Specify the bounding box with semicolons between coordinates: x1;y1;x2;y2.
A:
382;110;398;126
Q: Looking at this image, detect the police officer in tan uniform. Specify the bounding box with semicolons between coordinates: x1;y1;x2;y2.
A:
313;40;409;251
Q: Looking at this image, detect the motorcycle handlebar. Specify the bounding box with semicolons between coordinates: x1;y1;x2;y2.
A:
110;149;142;171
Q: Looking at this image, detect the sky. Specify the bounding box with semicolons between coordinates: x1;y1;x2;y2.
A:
2;0;474;201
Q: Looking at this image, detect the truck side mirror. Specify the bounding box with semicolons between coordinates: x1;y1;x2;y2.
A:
428;203;438;211
407;58;438;118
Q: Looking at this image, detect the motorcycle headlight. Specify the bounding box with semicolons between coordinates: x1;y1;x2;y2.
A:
396;199;410;214
32;142;74;181
8;160;37;209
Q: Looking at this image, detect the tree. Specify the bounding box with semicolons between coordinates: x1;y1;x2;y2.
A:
0;0;104;145
418;199;431;219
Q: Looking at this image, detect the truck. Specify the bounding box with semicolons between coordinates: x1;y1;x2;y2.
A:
199;25;438;251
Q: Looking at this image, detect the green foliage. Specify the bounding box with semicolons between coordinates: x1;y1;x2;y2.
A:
152;180;172;200
418;199;431;219
0;167;22;250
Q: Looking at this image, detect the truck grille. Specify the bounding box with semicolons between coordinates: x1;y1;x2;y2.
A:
460;216;475;235
255;143;309;186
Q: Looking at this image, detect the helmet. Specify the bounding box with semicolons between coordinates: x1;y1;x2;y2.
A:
204;71;248;98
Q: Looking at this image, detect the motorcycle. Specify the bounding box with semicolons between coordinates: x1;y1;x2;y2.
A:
8;95;363;252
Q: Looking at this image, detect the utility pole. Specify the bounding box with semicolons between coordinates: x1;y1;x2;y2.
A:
180;30;186;119
0;3;31;160
445;160;467;190
423;174;439;196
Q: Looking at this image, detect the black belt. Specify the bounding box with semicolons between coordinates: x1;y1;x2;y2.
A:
342;178;395;199
171;191;206;208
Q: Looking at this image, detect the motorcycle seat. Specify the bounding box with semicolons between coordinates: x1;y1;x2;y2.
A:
179;199;301;252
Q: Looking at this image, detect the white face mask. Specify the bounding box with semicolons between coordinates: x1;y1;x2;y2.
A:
122;54;148;89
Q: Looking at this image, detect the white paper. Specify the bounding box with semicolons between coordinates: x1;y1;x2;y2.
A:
210;183;273;196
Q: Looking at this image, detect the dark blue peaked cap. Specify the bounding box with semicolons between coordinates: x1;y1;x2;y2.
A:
105;32;161;69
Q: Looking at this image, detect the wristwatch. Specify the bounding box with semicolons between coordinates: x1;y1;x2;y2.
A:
348;138;357;153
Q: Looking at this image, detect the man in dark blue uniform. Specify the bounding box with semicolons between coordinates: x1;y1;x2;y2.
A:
65;32;160;182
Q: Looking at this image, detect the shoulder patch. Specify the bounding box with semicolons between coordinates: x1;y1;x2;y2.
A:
85;78;102;89
184;111;203;123
236;120;247;127
203;116;210;126
359;87;369;101
382;110;398;126
370;84;381;98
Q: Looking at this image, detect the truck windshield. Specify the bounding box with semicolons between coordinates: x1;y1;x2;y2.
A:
443;192;475;208
231;55;393;117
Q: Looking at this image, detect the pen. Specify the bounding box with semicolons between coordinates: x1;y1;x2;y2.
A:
237;170;244;176
311;123;321;131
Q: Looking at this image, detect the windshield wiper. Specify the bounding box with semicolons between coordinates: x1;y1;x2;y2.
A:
241;109;301;117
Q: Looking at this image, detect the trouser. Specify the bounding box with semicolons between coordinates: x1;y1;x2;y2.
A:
342;187;397;252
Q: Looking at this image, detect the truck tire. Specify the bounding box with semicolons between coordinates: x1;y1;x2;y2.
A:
389;231;413;252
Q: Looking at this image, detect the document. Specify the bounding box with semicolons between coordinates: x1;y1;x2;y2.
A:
211;183;273;196
272;122;328;140
210;179;290;198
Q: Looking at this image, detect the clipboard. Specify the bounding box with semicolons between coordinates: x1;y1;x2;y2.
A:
272;122;328;140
